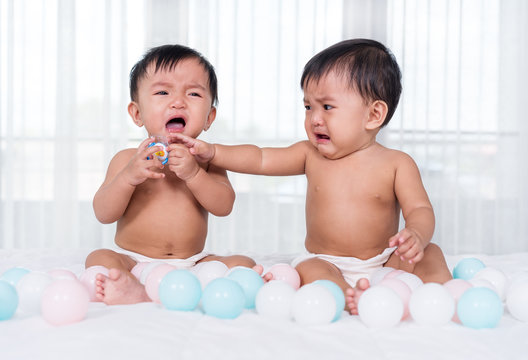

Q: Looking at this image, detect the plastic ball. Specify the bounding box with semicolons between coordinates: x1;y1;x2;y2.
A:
457;287;503;329
384;269;405;280
379;278;412;319
138;261;165;285
202;278;245;319
0;281;18;320
409;283;455;326
131;262;149;280
313;280;345;322
47;269;77;280
443;278;473;322
159;269;202;311
267;263;301;290
0;267;30;286
16;271;53;315
41;279;90;326
79;265;109;302
369;267;395;286
452;257;486;280
255;280;296;321
506;280;528;322
145;264;176;303
226;267;264;309
395;272;423;291
358;285;403;328
191;261;228;289
292;283;336;325
472;267;508;300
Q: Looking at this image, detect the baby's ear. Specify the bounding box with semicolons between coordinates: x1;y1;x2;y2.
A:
128;102;143;127
365;100;388;130
203;106;217;131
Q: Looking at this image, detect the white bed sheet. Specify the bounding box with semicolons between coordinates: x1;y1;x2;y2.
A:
1;248;528;360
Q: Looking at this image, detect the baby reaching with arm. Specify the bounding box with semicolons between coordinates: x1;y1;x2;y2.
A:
86;44;260;305
172;39;452;314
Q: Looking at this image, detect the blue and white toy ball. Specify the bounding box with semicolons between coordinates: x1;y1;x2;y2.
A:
202;278;245;319
457;287;503;329
0;281;18;321
159;269;202;311
255;280;296;321
16;271;53;315
453;258;486;280
471;267;508;300
0;267;31;286
292;283;336;325
313;280;345;322
226;267;264;309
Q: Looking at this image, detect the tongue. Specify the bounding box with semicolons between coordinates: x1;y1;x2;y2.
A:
166;122;184;131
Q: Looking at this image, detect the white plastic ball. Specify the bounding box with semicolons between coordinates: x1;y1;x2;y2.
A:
395;272;424;291
358;285;403;328
369;267;394;286
409;283;455;326
255;280;296;321
291;283;336;325
472;267;508;300
16;272;53;315
191;261;228;289
506;280;528;322
138;261;165;285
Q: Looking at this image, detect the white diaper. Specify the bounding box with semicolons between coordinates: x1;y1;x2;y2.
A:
291;247;397;286
112;246;210;270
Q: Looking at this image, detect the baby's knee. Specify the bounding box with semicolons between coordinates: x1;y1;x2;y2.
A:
224;255;256;268
85;249;121;267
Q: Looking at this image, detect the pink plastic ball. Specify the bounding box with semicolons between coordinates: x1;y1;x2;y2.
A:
443;278;473;323
131;262;149;280
79;265;109;302
384;269;405;280
379;278;412;320
41;279;89;326
268;263;301;290
145;264;176;303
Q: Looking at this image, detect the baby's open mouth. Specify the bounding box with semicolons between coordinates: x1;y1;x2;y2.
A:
316;134;330;140
166;117;186;131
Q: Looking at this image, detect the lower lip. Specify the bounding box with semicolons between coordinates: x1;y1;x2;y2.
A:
316;137;330;144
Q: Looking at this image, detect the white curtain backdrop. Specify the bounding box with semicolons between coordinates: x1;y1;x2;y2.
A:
0;0;526;255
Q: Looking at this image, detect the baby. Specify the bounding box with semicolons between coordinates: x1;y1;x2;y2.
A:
86;44;258;305
172;39;453;313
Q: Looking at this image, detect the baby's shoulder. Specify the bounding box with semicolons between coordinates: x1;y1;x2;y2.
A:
375;145;417;167
107;148;136;167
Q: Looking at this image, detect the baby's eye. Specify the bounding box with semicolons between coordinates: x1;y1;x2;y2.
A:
155;90;168;95
304;105;311;110
323;104;333;110
189;92;202;97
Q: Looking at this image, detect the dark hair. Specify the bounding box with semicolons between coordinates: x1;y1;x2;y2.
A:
300;39;402;127
129;44;218;106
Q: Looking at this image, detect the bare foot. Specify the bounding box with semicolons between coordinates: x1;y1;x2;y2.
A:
344;278;370;315
95;268;151;305
252;264;273;282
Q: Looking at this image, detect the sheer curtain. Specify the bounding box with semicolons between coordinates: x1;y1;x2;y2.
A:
1;0;527;255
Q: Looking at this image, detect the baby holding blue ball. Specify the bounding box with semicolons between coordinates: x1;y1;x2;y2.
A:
85;45;260;305
171;39;453;314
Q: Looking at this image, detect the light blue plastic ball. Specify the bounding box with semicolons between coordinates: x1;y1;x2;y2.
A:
457;287;503;329
226;267;264;309
159;269;202;311
202;278;245;319
453;258;486;280
0;267;30;286
0;280;19;321
314;280;345;322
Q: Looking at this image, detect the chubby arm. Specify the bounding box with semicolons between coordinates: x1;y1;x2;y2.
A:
166;143;235;216
388;153;435;264
169;133;309;176
93;137;165;224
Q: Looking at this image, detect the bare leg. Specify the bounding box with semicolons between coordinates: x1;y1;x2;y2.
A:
295;258;367;314
85;249;150;305
384;243;452;283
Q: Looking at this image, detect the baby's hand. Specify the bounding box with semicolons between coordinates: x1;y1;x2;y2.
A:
166;143;200;181
122;137;165;186
388;228;425;264
168;133;215;163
